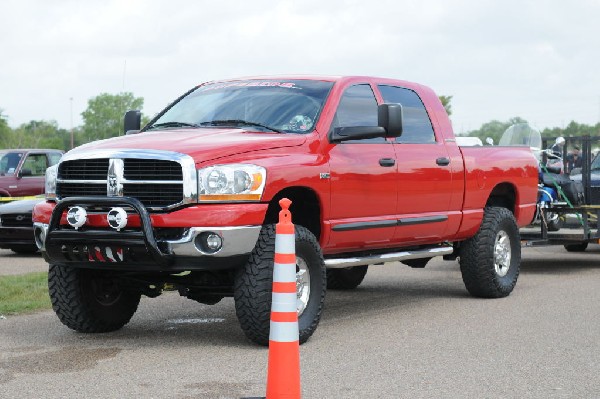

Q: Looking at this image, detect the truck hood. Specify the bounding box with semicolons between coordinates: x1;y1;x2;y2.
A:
71;128;307;163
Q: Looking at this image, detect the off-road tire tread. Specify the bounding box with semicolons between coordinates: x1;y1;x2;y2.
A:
48;264;141;333
234;224;326;346
459;207;520;298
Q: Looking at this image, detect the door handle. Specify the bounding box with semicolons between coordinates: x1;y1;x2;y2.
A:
379;158;396;167
436;157;450;166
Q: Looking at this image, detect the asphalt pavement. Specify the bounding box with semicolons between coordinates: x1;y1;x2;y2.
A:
1;245;599;398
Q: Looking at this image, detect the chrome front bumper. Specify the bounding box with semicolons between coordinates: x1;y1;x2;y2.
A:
34;222;261;258
35;197;262;270
167;226;261;257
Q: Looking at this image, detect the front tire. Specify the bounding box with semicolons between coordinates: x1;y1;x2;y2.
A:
459;207;521;298
48;265;141;332
234;224;326;346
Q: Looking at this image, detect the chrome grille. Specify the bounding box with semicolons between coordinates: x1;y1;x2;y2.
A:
123;183;184;207
124;159;183;181
57;183;107;197
59;159;109;180
56;157;186;209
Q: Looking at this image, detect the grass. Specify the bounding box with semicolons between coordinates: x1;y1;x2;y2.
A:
0;272;51;315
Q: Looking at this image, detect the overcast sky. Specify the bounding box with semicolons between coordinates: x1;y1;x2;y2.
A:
1;0;599;134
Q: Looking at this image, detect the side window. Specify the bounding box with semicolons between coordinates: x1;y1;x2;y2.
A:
333;84;378;128
378;85;436;144
332;84;381;143
21;154;47;177
0;152;23;175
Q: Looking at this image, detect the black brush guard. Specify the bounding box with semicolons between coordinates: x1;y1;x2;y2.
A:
44;197;174;269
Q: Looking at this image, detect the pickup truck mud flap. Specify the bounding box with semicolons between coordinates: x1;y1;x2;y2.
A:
44;196;173;268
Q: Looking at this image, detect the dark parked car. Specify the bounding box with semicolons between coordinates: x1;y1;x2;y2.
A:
571;152;600;204
0;198;45;254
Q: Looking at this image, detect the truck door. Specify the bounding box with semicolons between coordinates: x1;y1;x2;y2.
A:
327;84;398;250
13;152;48;196
377;85;456;244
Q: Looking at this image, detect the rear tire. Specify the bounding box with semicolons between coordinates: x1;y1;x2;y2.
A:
401;258;431;268
48;265;141;332
234;224;326;346
326;266;368;290
564;242;588;252
459;207;521;298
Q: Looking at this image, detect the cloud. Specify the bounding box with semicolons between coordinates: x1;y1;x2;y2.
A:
1;0;599;132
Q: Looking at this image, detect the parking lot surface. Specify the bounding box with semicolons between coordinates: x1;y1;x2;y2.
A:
1;246;599;398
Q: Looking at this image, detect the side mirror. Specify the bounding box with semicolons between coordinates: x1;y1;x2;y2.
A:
124;110;141;135
378;103;403;137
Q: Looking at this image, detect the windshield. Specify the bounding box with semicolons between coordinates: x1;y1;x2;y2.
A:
0;151;24;176
149;80;334;134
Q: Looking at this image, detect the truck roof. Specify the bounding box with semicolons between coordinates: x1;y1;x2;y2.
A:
200;75;427;91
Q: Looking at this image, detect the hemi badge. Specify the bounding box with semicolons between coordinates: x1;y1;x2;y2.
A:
320;173;330;179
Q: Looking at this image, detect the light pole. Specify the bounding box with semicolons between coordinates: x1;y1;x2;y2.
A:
69;97;74;149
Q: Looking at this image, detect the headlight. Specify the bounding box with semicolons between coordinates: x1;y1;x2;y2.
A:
198;164;266;202
45;164;59;200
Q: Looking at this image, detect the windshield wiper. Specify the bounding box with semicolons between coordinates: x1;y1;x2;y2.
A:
199;120;282;133
146;121;200;131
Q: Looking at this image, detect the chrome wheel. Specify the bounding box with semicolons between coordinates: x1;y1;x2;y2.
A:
494;230;511;277
296;256;311;316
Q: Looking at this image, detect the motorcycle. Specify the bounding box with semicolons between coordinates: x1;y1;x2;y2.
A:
538;150;565;231
499;124;583;231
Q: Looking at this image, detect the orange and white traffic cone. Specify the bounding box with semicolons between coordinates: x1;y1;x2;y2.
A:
265;198;301;399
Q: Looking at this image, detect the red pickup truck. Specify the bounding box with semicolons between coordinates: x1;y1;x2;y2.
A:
33;76;538;345
0;149;63;197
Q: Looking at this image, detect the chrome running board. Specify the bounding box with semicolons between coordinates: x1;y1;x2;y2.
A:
324;246;454;269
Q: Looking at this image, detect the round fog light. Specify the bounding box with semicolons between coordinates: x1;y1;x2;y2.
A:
205;233;223;251
195;232;223;254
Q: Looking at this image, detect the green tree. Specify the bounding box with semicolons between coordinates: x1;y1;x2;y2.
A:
541;121;600;139
81;92;144;143
0;109;13;148
11;120;67;150
465;117;528;145
439;95;452;116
